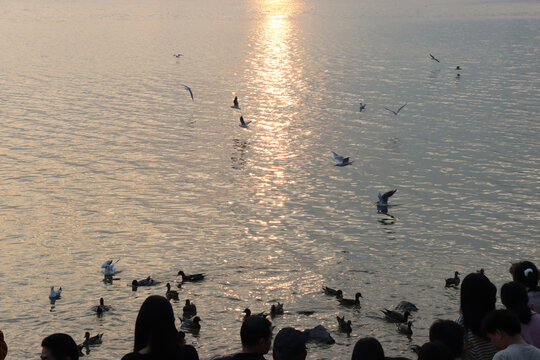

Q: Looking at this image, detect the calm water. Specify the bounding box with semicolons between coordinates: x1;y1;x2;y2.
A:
0;0;539;358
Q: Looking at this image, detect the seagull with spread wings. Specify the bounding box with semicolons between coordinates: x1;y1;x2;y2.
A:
180;84;194;101
384;104;407;115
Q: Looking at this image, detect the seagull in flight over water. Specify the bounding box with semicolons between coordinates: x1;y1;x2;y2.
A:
331;151;352;166
384;104;407;115
359;103;366;112
239;116;251;128
180;84;194;101
173;54;183;58
377;189;397;206
429;54;440;63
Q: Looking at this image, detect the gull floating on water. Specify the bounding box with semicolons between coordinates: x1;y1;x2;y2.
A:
377;189;397;206
49;286;62;299
180;84;194;101
384;104;407;116
331;151;352;166
239;116;251;128
429;54;440;63
359;103;366;112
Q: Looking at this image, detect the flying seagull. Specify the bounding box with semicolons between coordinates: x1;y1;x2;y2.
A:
429;54;440;63
384;104;407;115
239;116;251;128
173;54;183;58
377;189;397;206
180;84;194;101
331;151;352;166
359;103;366;112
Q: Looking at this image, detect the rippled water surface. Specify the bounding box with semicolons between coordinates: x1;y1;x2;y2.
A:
1;0;539;358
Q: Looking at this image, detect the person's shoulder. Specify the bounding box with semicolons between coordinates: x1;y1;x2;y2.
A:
179;344;199;360
121;352;149;360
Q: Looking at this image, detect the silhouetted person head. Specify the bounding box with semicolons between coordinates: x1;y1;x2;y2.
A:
460;272;497;336
429;319;464;359
41;333;79;360
501;281;532;324
133;295;185;359
240;315;273;355
417;341;452;360
350;337;385;360
512;261;539;291
481;309;522;350
272;327;306;360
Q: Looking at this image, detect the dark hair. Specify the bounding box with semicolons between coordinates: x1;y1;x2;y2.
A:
512;261;539;291
429;320;464;359
240;316;272;347
41;333;79;360
350;337;385;360
482;309;521;337
500;282;532;324
133;295;184;359
417;341;452;360
460;273;497;336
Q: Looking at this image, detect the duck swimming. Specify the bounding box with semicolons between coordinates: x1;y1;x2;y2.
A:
132;276;154;288
183;299;197;316
337;316;352;335
397;321;413;336
381;309;411;323
49;286;62;299
94;297;110;315
338;292;362;307
82;332;103;346
322;286;343;299
180;316;201;332
270;302;284;317
177;271;205;282
445;271;460;287
166;283;179;300
243;308;268;321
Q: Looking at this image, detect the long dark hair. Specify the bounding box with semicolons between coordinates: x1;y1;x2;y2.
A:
134;295;182;359
460;273;496;336
501;281;532;324
512;261;539;291
351;337;385;360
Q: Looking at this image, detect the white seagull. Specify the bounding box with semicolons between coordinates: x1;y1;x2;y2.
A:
49;286;62;299
429;54;440;63
377;189;397;206
101;259;120;276
359;103;366;112
384;103;407;116
180;84;194;102
331;151;352;166
239;116;251;128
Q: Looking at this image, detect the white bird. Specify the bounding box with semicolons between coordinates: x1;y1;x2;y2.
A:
239;116;251;128
180;84;194;101
331;151;352;166
377;189;397;206
359;103;366;112
101;259;119;276
49;286;62;299
384;104;407;115
173;54;183;58
429;54;440;63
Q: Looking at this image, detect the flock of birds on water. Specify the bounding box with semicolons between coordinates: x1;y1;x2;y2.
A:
45;53;465;358
47;259;470;357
